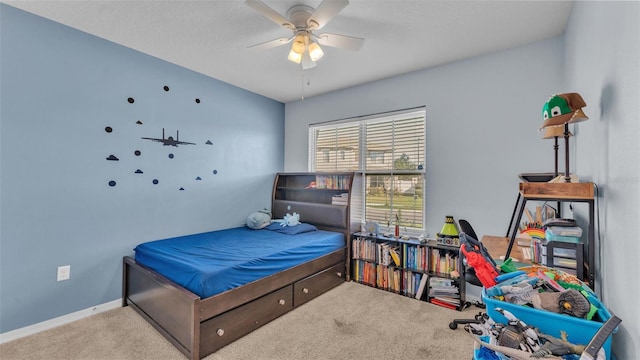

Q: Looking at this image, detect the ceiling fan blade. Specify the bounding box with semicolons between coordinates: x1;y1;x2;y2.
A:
245;0;294;29
301;51;317;70
247;36;293;50
316;33;364;50
307;0;349;30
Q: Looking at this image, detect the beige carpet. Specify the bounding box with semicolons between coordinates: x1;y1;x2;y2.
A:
1;282;478;360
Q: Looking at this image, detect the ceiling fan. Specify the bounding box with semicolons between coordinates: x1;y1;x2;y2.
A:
245;0;365;69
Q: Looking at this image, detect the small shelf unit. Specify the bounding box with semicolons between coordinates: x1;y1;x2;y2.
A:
351;232;465;311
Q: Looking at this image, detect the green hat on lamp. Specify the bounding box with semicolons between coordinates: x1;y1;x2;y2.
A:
540;92;588;183
540;92;589;129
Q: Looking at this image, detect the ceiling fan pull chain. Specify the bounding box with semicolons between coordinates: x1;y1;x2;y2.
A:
301;69;305;100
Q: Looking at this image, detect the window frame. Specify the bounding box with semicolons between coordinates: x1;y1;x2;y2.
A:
308;107;426;233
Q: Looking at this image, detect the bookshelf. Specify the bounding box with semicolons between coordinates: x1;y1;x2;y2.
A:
351;233;465;311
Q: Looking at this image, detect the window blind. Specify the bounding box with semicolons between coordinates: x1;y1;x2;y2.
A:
309;107;426;229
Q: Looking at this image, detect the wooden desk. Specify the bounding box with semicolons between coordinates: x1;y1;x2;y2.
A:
505;182;595;288
482;235;532;264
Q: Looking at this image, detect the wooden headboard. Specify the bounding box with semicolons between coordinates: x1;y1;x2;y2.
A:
271;172;359;244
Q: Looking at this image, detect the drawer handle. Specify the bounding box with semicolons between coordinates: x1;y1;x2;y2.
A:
216;328;224;337
279;299;286;305
336;272;342;277
303;288;309;294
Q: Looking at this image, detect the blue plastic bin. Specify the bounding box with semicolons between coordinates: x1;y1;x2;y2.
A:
473;336;497;360
482;289;615;359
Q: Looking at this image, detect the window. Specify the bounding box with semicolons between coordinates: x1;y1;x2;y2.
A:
309;108;426;230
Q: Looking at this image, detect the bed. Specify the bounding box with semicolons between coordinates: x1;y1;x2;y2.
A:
122;199;351;360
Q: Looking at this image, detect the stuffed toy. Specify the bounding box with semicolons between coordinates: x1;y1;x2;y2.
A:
271;212;301;227
246;209;272;229
531;288;592;319
280;212;301;227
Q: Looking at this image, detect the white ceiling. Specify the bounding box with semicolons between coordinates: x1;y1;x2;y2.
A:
3;0;574;103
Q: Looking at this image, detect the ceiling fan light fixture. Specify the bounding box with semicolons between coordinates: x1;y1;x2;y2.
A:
291;33;306;53
287;48;303;63
308;42;324;61
246;0;363;68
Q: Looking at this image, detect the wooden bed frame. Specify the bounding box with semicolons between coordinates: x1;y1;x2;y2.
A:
122;201;351;360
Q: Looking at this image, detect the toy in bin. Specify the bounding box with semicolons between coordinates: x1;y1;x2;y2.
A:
478;265;619;359
469;307;583;359
469;308;621;360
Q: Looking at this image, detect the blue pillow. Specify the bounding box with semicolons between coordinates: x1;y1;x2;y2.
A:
265;222;318;234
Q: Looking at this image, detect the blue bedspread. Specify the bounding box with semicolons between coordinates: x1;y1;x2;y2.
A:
134;226;345;298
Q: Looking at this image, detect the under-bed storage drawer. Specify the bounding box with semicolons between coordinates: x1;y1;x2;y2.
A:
293;262;345;307
200;285;293;355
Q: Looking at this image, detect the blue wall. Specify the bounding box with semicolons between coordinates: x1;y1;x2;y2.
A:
0;4;284;333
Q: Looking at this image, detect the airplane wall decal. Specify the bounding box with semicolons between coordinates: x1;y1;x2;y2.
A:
142;128;196;147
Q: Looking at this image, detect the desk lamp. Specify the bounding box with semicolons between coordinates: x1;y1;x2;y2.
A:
540;93;589;183
542;125;572;179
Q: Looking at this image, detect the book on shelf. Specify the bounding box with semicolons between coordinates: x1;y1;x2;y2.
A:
415;272;429;300
428;276;460;307
414;273;422;297
429;286;459;295
388;247;401;267
331;193;349;205
431;294;460;302
378;243;390;266
377;242;400;267
429;248;459;276
401;243;427;271
429;298;458;310
392;268;401;293
353;237;376;261
429;288;460;299
315;175;350;190
376;265;385;289
375;264;401;292
429;277;453;287
430;294;461;305
353;259;377;287
431;296;461;309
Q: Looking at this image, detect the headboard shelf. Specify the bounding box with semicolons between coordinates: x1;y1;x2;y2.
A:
272;172;362;281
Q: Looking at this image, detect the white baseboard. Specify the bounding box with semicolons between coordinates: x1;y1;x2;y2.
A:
0;299;121;345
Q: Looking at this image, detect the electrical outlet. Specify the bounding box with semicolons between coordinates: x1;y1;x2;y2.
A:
57;265;70;281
